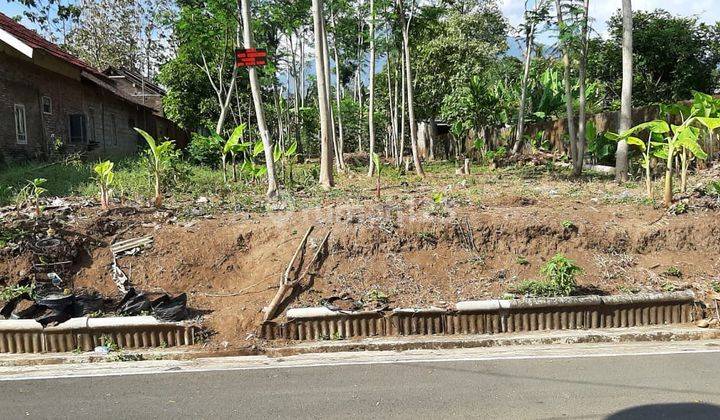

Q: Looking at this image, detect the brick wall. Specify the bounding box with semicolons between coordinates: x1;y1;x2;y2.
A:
0;51;149;162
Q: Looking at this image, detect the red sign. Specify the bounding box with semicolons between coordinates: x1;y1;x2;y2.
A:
235;48;268;67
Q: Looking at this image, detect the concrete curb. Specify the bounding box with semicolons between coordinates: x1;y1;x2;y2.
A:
0;316;197;354
261;291;699;341
265;326;720;357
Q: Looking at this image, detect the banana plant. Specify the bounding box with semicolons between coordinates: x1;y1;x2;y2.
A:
606;120;670;201
221;124;250;184
372;152;382;199
134;128;175;208
93;160;115;209
273;141;299;184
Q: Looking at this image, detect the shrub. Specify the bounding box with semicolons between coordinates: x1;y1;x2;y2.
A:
514;254;582;297
188;133;222;167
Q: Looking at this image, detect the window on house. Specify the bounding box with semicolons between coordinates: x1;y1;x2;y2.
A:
42;96;52;114
14;104;27;145
68;114;87;143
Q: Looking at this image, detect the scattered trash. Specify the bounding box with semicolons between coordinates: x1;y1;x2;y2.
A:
47;272;63;287
109;236;154;293
117;288;151;316
151;293;188;321
73;292;104;316
111;236;154;256
111;261;130;293
94;346;109;355
322;295;360;312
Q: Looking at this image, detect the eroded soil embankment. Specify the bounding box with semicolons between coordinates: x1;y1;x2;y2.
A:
2;201;719;347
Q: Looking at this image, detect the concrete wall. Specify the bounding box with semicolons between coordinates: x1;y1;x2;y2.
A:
0;50;151;162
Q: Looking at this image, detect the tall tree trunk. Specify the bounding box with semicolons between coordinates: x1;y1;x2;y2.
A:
512;21;536;154
240;0;278;197
367;0;377;176
290;30;303;161
616;0;632;182
556;0;578;170
321;16;342;171
573;0;590;176
330;14;346;171
397;0;424;176
398;52;406;168
312;0;334;188
300;33;306;108
387;50;398;165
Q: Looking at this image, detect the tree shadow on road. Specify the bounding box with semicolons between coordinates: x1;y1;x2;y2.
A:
606;403;720;419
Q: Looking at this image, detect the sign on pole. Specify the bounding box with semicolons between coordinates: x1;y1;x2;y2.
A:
235;48;268;67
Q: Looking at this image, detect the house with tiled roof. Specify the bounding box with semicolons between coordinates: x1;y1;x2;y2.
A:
0;13;187;162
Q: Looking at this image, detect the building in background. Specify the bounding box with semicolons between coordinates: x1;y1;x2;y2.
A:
0;12;187;163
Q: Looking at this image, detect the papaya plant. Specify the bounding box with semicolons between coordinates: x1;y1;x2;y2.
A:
93;160;115;209
134;128;175;208
25;178;47;216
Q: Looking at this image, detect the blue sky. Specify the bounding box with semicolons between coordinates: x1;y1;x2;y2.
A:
502;0;720;38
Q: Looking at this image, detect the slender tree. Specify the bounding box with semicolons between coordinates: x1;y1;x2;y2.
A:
512;0;550;154
367;0;377;176
615;0;632;182
555;0;577;170
239;0;278;197
312;0;334;188
396;0;424;176
573;0;590;176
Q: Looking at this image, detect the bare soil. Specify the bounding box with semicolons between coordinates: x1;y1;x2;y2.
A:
1;166;720;349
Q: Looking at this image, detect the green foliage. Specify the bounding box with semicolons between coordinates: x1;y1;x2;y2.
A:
561;220;576;230
0;226;25;248
0;284;34;302
485;146;507;164
93;160;115;208
515;256;529;266
134;128;176;207
188;133;223;167
364;289;389;305
413;7;509;121
588;10;720;108
515;254;582;297
708;181;720;197
20;178;47;216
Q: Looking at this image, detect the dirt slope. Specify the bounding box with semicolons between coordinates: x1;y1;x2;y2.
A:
2;195;719;348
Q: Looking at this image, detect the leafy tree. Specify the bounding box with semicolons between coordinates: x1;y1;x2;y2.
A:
588;9;720;108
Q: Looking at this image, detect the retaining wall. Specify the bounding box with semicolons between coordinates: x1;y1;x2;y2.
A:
260;292;698;341
0;316;197;354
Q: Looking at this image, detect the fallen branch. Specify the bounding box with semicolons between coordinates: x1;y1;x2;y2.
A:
294;230;331;285
198;280;273;297
263;226;314;322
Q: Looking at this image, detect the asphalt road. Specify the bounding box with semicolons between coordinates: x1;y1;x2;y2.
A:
3;344;720;419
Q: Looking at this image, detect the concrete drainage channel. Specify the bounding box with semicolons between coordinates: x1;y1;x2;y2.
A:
260;291;699;341
0;316;197;354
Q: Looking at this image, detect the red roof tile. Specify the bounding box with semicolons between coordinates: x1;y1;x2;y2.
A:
0;12;104;77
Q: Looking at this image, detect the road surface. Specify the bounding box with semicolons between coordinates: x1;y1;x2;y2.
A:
2;340;720;419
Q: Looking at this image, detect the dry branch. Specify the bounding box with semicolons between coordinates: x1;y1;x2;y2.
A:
263;226;314;321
